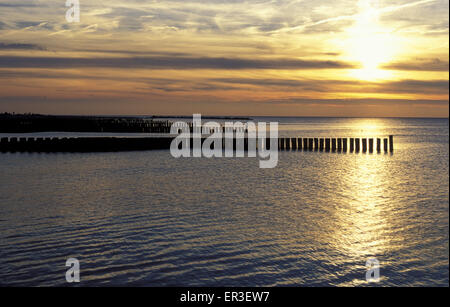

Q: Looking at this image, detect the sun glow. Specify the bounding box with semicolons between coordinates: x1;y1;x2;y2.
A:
346;0;398;80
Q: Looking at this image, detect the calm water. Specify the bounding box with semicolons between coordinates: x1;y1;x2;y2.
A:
0;117;448;286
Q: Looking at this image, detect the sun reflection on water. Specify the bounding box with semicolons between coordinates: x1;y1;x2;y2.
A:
327;120;397;285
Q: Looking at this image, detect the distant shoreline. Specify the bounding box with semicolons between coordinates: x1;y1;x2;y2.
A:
0;113;253;120
0;113;254;133
1;113;447;120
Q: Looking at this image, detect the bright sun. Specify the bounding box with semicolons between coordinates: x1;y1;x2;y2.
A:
346;0;397;80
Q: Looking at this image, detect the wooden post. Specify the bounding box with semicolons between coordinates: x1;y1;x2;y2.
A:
314;138;319;151
384;138;388;153
319;138;324;151
280;138;285;150
303;138;308;150
332;138;337;152
308;138;314;151
10;137;18;152
27;138;36;152
377;138;381;153
355;138;360;152
35;138;43;152
362;138;367;153
291;138;297;150
342;138;347;152
349;138;354;152
337;138;342;151
298;138;302;150
18;137;26;151
369;138;374;153
285;138;290;150
0;137;8;152
325;138;331;151
389;135;394;152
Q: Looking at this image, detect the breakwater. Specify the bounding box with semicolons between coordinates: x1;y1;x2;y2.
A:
0;136;394;153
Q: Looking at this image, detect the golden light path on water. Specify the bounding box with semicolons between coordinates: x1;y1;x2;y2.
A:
332;121;390;285
304;120;389;285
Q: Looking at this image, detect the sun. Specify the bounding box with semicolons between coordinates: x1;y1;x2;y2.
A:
346;0;397;80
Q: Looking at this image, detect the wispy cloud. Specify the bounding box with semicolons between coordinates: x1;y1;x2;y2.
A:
382;59;449;71
0;55;357;70
0;42;45;50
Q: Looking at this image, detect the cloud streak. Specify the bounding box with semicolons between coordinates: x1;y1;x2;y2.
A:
382;59;449;72
0;55;357;70
0;42;45;50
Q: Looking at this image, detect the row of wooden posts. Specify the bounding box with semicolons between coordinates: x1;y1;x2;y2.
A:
0;135;394;153
278;136;394;153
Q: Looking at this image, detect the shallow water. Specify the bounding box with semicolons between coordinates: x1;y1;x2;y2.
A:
0;117;448;286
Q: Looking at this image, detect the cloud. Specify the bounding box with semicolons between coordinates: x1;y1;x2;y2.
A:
212;78;449;95
2;67;446;97
0;42;45;50
0;55;357;70
382;59;449;71
0;2;38;8
0;95;447;118
261;97;449;106
377;79;449;94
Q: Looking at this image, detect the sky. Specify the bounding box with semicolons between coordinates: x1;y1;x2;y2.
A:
0;0;448;117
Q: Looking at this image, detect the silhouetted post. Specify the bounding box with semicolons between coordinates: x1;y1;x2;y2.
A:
384;138;388;153
9;137;18;152
27;137;36;152
308;138;314;151
35;138;44;152
342;138;347;152
314;138;319;151
285;138;290;150
355;138;360;152
53;137;61;152
349;138;354;152
18;137;26;152
377;138;381;153
325;138;331;151
59;137;67;151
303;138;308;150
0;137;8;152
298;138;302;150
266;138;270;150
332;138;337;152
389;135;394;152
369;138;374;153
291;138;297;150
337;138;342;151
280;138;285;150
319;138;324;151
362;139;367;153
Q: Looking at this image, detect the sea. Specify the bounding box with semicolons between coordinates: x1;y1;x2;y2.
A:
0;117;448;286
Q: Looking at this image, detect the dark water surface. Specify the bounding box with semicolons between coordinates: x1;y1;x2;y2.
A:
0;117;448;286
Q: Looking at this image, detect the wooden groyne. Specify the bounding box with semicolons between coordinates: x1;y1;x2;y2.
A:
0;137;173;152
277;136;394;153
0;136;394;153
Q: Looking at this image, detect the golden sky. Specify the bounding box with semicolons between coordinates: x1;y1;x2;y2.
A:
0;0;448;117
